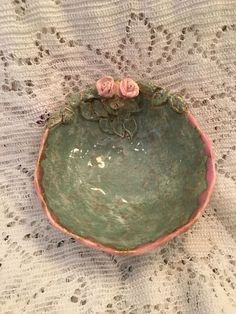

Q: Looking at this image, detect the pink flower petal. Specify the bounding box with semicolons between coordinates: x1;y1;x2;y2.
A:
96;76;116;98
120;78;139;98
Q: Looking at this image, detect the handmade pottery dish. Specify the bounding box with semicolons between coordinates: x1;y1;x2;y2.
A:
34;77;215;255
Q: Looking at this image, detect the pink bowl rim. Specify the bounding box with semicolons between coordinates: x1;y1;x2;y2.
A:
34;111;216;256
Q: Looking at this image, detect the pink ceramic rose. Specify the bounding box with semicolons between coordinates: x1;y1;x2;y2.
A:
96;76;116;98
119;78;139;98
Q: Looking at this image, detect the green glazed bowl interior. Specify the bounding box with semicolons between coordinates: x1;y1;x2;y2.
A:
35;90;215;255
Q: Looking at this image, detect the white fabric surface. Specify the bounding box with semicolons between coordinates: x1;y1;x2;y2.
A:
0;0;236;313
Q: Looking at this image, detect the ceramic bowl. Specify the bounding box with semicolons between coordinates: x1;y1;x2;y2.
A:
34;79;215;255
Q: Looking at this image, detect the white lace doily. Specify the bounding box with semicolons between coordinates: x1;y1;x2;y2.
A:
0;0;236;313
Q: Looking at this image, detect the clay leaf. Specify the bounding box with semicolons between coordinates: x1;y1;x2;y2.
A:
99;118;114;135
152;87;169;107
112;117;125;138
80;101;99;121
123;117;138;139
170;95;188;113
93;100;108;118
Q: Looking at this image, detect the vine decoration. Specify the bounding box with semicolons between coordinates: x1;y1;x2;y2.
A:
48;76;188;139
